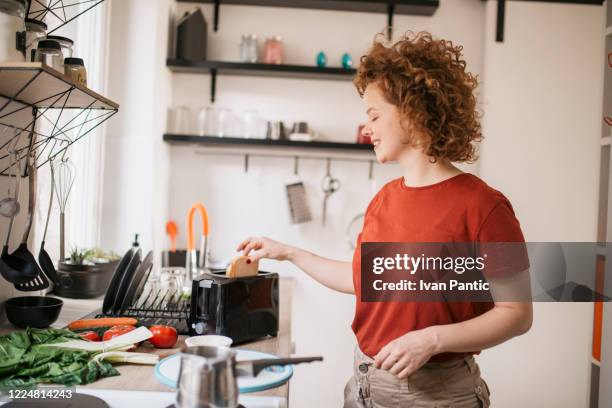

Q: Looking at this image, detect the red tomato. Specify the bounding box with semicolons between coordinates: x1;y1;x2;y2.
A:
102;325;136;342
149;325;178;348
79;331;100;341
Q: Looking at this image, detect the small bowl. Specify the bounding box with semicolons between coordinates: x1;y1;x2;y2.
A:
5;296;63;328
185;335;233;348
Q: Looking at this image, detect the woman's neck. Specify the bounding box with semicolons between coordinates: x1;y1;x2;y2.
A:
398;148;463;188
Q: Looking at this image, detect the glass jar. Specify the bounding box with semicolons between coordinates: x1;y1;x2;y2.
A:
34;39;63;71
46;35;73;60
64;57;87;86
0;0;26;63
262;36;283;65
239;34;258;63
25;18;47;62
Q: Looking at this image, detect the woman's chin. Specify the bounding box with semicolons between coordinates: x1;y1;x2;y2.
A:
374;148;392;164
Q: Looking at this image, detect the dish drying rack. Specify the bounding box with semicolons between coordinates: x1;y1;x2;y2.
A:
97;286;192;335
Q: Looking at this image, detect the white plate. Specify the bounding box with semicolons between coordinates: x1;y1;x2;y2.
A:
155;349;293;393
185;334;233;347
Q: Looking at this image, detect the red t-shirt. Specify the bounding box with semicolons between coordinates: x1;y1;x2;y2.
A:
351;173;526;361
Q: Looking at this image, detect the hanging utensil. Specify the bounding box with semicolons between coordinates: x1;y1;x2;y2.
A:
12;152;49;291
0;131;21;218
54;153;75;262
285;156;312;224
38;159;59;286
185;203;209;293
321;158;341;227
0;149;35;284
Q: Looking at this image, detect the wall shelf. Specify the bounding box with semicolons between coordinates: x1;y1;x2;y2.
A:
164;134;373;152
167;59;356;102
176;0;438;15
26;0;108;35
0;63;119;176
167;59;356;80
176;0;438;39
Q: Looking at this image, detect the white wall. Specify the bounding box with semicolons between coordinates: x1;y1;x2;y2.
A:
478;2;604;408
100;0;172;258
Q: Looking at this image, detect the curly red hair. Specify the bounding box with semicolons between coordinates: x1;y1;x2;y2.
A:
354;31;482;163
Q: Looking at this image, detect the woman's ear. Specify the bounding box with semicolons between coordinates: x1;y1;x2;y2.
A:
399;115;427;149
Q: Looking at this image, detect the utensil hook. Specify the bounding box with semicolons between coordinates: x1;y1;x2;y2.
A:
60;147;69;162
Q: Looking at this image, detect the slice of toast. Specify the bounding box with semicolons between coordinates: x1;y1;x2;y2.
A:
226;256;259;278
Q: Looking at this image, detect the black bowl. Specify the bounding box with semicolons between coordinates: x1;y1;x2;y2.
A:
5;296;63;328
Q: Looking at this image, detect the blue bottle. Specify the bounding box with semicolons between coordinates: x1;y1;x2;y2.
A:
341;53;353;69
316;51;327;68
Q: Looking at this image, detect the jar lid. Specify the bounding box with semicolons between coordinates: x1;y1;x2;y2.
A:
37;40;61;50
64;57;84;66
25;18;48;31
46;35;74;45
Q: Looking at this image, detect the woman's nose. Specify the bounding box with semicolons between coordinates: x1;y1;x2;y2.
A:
362;126;373;137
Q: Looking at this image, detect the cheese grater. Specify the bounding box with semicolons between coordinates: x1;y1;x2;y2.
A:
286;182;312;224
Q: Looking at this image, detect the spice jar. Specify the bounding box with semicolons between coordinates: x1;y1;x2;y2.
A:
239;34;258;63
46;35;73;60
262;36;283;65
64;57;87;86
0;0;26;63
25;18;47;62
34;39;63;71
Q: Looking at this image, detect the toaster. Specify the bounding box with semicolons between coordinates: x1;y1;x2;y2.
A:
188;270;279;344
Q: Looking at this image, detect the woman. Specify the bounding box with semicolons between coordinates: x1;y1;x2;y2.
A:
237;31;532;407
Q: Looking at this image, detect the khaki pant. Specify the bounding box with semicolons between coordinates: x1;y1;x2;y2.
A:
343;346;491;408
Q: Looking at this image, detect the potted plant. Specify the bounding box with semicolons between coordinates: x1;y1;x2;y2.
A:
54;247;120;299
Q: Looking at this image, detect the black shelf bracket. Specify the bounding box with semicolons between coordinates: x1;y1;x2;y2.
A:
496;0;505;43
213;0;220;31
387;2;395;40
210;68;218;103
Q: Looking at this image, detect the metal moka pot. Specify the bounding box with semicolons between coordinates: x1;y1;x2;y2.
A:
176;346;323;408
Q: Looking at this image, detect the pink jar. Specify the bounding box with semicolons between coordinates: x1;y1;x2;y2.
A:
263;36;283;65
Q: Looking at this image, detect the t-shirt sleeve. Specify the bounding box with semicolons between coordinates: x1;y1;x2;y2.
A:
476;199;530;279
477;199;525;242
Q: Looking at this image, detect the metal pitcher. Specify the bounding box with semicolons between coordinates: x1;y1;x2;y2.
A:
176;346;323;408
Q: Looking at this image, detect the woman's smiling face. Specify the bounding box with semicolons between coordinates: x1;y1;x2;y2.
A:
362;83;413;163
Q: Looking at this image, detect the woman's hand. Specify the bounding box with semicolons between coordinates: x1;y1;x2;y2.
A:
373;327;439;379
236;236;294;262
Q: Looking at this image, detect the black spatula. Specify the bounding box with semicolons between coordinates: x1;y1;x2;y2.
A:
13;154;48;291
0;153;36;284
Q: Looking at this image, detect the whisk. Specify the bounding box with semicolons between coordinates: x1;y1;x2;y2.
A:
54;153;75;261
